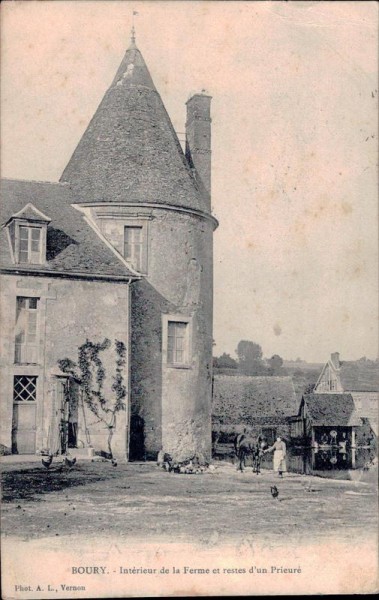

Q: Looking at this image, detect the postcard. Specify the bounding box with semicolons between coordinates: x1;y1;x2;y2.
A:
1;1;378;597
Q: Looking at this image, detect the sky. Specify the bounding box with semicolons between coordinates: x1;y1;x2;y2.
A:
1;1;378;362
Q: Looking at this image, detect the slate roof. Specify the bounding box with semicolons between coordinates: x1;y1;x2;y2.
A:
9;203;51;223
339;361;379;392
60;42;207;212
212;375;298;425
0;178;137;280
302;393;361;427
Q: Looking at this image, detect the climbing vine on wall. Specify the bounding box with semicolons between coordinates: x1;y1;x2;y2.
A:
58;338;127;461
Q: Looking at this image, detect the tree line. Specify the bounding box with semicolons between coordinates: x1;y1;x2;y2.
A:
213;340;286;376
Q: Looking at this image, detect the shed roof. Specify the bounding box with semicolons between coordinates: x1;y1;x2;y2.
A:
60;42;206;212
213;375;298;424
0;178;136;280
302;393;361;427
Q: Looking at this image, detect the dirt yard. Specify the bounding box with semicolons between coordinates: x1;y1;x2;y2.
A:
1;459;377;547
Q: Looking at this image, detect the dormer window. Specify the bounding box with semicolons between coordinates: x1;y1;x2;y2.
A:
5;203;50;266
19;225;42;263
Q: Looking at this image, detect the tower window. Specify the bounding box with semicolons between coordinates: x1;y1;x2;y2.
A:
14;297;39;364
124;226;143;271
162;315;192;368
167;321;188;364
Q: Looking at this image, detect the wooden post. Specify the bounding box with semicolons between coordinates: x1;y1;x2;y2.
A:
311;448;316;469
351;427;356;449
311;427;316;448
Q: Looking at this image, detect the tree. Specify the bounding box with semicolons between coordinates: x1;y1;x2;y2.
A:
267;354;284;375
236;340;267;375
236;340;263;362
58;338;127;461
304;382;316;394
213;353;237;369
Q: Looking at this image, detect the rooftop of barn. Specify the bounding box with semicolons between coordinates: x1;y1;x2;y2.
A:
212;375;298;425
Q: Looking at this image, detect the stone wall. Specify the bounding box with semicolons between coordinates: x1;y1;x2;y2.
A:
0;274;130;458
144;206;213;462
93;204;215;462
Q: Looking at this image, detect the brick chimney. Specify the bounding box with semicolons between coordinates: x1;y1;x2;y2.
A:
185;93;212;206
331;352;340;369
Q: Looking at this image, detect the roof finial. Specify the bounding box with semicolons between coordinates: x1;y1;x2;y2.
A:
131;10;138;45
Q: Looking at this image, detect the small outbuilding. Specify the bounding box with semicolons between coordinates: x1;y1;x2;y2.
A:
314;353;378;446
290;393;362;448
212;375;298;456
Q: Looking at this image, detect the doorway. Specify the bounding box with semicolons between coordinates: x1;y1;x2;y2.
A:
56;378;78;453
12;376;37;454
129;414;145;461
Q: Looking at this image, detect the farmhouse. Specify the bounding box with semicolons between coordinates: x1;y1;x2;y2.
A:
0;32;217;461
314;353;378;445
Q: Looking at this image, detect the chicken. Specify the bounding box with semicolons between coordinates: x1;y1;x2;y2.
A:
64;454;77;468
363;460;374;471
270;485;279;499
304;483;315;492
42;455;53;469
111;459;117;467
301;480;316;493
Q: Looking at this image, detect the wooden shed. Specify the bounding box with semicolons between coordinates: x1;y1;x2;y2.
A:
290;393;362;448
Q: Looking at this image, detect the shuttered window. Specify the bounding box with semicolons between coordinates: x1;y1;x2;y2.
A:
14;297;39;364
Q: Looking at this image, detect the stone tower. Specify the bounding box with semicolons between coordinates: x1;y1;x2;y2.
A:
60;35;217;461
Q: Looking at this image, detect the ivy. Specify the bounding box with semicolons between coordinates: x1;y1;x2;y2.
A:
58;338;127;460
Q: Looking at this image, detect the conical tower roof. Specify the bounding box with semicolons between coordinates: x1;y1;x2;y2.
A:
60;40;206;212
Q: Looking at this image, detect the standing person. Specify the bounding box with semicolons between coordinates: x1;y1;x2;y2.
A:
265;436;287;478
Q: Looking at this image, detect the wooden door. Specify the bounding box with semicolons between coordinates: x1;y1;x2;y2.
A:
12;403;37;454
12;375;37;454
